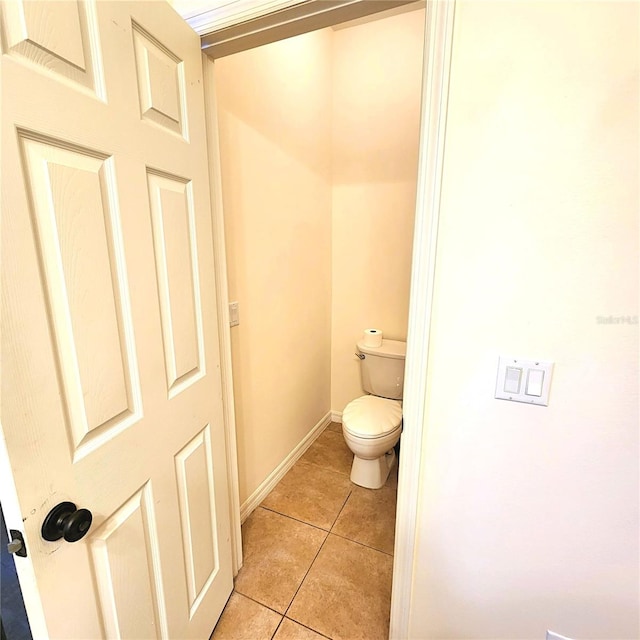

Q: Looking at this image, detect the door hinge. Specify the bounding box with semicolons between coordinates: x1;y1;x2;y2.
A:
7;530;27;557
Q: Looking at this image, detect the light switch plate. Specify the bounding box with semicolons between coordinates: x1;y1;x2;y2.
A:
546;631;574;640
495;356;553;406
229;301;239;327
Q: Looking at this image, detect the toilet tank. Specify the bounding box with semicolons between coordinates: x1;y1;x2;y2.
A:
357;339;407;400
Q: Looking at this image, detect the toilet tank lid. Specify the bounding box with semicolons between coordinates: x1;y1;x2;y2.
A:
357;338;406;359
343;395;402;438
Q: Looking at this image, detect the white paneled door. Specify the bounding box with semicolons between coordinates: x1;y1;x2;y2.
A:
1;1;233;638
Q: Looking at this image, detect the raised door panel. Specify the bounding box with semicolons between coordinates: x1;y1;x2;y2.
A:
89;484;167;639
175;426;220;618
147;169;205;396
19;131;141;461
132;22;186;137
0;0;104;95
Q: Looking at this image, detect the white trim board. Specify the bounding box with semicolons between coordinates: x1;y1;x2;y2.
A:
239;411;332;522
389;2;456;639
330;410;343;423
197;0;415;58
202;54;243;575
178;0;303;35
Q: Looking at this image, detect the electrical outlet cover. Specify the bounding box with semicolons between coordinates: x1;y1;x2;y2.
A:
546;631;574;640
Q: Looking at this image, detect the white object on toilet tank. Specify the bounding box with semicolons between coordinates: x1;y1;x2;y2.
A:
357;339;406;400
362;328;383;347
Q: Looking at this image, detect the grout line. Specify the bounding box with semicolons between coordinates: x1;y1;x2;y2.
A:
232;590;278;613
270;616;285;640
282;616;333;639
283;531;331;620
329;486;354;530
299;459;351;478
231;589;286;617
258;505;333;533
295;457;352;480
327;530;395;558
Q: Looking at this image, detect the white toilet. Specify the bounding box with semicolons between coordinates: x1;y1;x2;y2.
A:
342;339;406;489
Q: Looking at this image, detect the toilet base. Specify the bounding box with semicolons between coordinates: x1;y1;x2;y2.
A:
350;448;396;489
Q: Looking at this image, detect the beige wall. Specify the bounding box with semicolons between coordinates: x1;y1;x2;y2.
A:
215;29;333;504
409;2;639;638
331;9;425;412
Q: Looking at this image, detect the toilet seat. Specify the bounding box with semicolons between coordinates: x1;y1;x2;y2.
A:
342;395;402;439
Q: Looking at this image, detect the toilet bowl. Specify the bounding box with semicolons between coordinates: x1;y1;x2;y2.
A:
342;394;402;489
342;338;406;488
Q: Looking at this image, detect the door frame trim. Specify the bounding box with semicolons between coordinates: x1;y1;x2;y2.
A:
197;0;417;59
390;1;456;637
182;0;304;34
202;54;243;575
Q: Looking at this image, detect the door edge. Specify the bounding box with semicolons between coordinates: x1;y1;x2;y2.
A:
389;1;456;638
201;53;243;575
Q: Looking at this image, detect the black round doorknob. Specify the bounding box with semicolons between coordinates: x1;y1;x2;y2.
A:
41;501;93;543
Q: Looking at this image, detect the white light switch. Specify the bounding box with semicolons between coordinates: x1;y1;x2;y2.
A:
526;369;544;397
495;356;553;406
504;367;522;393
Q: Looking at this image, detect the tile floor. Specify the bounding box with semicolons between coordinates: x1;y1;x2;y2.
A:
211;422;398;640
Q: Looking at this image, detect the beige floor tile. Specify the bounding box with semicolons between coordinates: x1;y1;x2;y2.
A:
331;484;396;555
235;508;327;613
211;592;281;640
261;462;353;530
326;421;342;433
287;534;393;640
301;430;353;476
273;618;328;640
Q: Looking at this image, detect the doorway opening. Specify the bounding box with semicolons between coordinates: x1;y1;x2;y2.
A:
207;4;426;637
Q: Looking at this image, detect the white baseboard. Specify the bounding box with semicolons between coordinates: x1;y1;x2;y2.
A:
331;410;343;423
239;411;332;523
